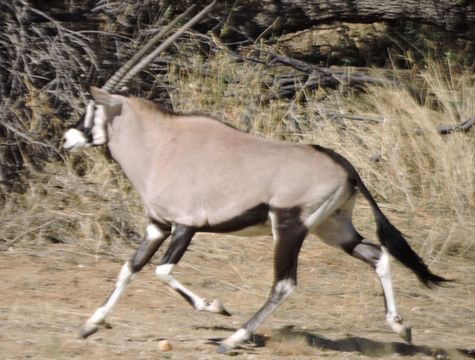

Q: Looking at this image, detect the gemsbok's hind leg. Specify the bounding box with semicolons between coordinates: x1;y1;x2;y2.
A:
154;224;231;316
219;210;308;353
79;222;170;338
315;197;411;343
352;240;412;343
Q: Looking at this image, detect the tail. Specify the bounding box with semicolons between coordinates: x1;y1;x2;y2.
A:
355;176;450;288
311;144;449;287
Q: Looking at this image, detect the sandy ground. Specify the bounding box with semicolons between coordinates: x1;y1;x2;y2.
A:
1;234;474;359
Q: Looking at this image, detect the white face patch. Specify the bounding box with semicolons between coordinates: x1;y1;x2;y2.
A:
83;100;96;128
91;105;108;145
62;128;90;152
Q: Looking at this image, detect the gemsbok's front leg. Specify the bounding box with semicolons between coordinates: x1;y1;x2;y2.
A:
79;222;170;338
154;224;231;316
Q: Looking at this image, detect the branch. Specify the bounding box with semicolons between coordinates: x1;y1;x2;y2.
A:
325;112;384;124
436;117;475;135
327;110;475;135
255;52;396;100
193;0;475;41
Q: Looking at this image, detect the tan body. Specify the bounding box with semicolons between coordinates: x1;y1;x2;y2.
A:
65;87;447;353
106;95;348;229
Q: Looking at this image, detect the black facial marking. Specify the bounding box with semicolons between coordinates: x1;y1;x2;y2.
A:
198;203;269;233
72;113;94;143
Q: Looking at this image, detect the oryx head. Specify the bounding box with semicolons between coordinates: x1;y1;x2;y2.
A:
62;100;108;151
62;1;215;152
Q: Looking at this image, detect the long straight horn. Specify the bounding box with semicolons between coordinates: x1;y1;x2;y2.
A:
102;4;198;92
113;0;216;90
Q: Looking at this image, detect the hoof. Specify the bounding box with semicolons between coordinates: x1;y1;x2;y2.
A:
218;328;249;353
79;324;98;339
217;343;233;354
221;308;232;317
209;299;232;316
388;315;411;344
399;325;412;344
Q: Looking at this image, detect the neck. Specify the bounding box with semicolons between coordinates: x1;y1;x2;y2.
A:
106;104;172;195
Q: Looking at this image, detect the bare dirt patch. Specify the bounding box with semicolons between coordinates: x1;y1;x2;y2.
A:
1;235;474;359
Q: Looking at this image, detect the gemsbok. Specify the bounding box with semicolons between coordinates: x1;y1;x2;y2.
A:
63;4;448;353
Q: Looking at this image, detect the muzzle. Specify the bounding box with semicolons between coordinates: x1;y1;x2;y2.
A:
62;128;92;152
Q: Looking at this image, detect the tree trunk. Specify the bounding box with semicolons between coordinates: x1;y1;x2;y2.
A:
174;0;475;41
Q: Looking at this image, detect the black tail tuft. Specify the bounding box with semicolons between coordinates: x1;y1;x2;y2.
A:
375;212;451;288
353;172;450;287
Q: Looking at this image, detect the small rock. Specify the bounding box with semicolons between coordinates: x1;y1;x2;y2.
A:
158;339;173;351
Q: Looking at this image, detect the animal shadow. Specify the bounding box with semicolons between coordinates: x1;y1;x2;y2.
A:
274;325;474;359
200;325;474;358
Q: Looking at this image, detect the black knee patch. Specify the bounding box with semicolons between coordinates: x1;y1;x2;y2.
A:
159;225;196;265
131;239;163;272
351;240;383;267
340;232;364;254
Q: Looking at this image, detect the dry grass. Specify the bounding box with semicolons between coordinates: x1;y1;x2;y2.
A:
1;49;473;265
168;51;474;260
1;151;144;256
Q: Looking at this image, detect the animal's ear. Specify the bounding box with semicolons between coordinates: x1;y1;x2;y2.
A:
90;86;122;109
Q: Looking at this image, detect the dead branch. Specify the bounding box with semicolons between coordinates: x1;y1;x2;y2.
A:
327;110;475;135
324;112;385;124
263;53;397;99
436;117;475;135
